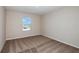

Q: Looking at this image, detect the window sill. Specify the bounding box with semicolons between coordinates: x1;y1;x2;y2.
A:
22;28;31;31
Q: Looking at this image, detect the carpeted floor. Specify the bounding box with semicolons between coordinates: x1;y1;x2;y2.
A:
1;35;79;53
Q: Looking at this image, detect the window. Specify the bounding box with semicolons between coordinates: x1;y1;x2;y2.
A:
22;17;32;31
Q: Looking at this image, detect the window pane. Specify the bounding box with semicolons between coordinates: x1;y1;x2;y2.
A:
22;17;32;31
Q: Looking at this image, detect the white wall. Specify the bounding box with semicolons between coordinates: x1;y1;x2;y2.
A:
0;7;6;52
42;7;79;48
6;10;41;40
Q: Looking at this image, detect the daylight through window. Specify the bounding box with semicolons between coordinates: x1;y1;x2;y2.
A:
22;17;32;31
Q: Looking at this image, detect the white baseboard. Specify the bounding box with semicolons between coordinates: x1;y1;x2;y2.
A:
42;34;79;48
6;35;41;40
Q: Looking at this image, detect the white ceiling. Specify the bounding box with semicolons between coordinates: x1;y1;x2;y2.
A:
5;6;62;15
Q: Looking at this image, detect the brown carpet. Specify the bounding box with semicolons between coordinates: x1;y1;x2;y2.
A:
1;35;79;53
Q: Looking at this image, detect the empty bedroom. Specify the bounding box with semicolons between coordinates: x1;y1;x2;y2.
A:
0;6;79;53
